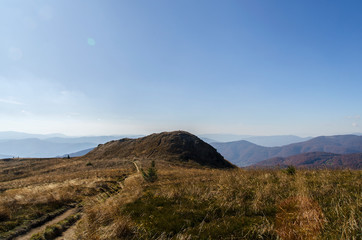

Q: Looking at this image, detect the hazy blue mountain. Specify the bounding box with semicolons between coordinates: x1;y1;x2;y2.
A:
200;137;217;144
0;131;67;140
199;134;252;142
200;134;310;147
0;154;14;159
243;135;312;147
45;135;142;144
211;135;362;167
0;131;142;142
0;138;96;158
0;133;144;158
211;140;273;166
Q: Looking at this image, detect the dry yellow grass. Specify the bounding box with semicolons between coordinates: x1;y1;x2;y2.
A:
0;157;361;239
75;167;361;239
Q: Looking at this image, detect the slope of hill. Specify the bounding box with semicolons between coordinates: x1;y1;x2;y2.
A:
211;135;362;166
84;131;235;168
254;152;362;169
60;148;95;158
210;140;273;166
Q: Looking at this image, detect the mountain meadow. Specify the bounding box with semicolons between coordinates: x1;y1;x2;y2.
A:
0;131;360;240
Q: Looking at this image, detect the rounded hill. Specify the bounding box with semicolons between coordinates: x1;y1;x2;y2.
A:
84;131;235;169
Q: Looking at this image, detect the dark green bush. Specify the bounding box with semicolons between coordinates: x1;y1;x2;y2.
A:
30;232;44;240
44;224;62;239
285;166;296;175
141;161;158;183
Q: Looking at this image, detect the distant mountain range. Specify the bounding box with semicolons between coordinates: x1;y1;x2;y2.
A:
211;135;362;166
241;135;312;147
200;134;311;146
0;131;67;140
199;134;252;142
0;154;13;159
0;131;313;158
0;132;141;158
1;131;362;168
0;138;95;158
254;152;362;169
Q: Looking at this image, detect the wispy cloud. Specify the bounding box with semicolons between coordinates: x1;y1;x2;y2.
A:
346;115;360;128
0;98;23;105
0;75;89;117
346;115;360;119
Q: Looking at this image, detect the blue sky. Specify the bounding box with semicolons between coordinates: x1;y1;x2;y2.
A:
1;0;362;136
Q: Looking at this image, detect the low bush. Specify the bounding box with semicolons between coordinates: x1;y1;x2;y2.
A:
285;165;296;175
141;161;158;183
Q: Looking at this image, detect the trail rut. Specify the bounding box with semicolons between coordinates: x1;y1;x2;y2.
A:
14;208;78;240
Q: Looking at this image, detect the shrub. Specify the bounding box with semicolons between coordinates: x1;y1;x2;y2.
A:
30;232;44;240
141;161;158;183
44;224;62;239
285;166;296;176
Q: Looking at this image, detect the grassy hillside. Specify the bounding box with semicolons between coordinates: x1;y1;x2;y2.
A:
0;156;360;239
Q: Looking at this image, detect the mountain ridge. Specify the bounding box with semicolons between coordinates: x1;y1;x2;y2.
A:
211;135;362;166
253;152;362;169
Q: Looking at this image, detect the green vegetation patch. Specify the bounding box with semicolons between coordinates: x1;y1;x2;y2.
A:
0;202;64;236
123;192;278;239
30;212;81;240
123;193;207;236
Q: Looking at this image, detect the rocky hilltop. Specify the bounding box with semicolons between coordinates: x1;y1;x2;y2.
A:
84;131;235;169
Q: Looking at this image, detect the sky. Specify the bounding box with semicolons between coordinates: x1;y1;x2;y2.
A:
1;0;362;137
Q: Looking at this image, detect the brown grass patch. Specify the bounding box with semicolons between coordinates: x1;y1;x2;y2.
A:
276;196;325;240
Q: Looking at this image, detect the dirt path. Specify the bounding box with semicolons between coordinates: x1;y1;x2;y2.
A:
54;170;139;240
132;161;140;172
14;208;78;240
54;221;78;240
13;171;137;240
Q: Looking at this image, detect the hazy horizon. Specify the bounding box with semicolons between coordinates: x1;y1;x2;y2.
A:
1;1;362;137
1;130;362;139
